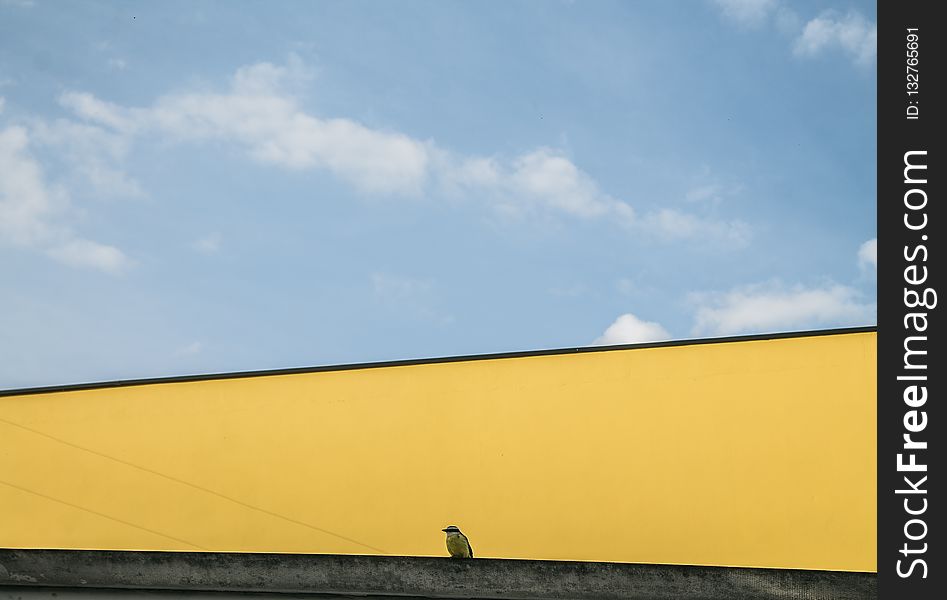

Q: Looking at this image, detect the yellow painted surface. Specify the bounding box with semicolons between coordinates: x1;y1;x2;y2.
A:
0;332;876;571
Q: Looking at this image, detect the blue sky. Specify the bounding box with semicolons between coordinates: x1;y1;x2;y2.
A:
1;0;876;388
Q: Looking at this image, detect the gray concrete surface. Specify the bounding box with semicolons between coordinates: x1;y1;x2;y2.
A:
1;549;876;600
2;587;368;600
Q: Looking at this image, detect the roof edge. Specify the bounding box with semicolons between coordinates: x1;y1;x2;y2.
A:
0;325;876;398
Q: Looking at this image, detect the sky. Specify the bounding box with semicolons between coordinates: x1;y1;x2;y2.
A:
0;0;877;389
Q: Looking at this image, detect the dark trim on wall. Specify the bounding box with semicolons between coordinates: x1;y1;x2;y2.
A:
1;326;876;398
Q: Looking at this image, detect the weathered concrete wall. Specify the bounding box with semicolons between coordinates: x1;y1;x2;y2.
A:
3;588;358;600
1;550;875;600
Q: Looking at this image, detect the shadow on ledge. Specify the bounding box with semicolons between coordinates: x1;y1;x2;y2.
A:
1;549;875;600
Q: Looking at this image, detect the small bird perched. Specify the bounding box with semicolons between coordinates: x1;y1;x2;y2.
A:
442;525;473;558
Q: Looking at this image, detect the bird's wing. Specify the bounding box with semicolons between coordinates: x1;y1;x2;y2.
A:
466;537;473;558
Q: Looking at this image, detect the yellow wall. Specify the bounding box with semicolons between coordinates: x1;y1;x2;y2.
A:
0;331;876;571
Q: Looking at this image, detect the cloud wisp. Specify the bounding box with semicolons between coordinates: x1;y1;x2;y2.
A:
595;279;875;344
0;125;131;273
28;117;144;199
688;241;877;336
192;232;222;254
690;281;875;336
711;0;778;28
3;56;752;271
58;58;431;196
794;10;877;67
858;238;877;274
594;313;671;345
710;1;876;67
598;240;877;342
55;57;749;246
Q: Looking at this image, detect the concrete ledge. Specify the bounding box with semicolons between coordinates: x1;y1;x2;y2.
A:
0;550;876;600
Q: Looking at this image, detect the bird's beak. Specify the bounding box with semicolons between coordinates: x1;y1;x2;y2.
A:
441;528;449;532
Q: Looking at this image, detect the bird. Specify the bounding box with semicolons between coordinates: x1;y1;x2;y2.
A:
442;525;473;558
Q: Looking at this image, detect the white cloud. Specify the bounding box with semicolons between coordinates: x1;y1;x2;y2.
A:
712;0;778;28
0;96;5;114
59;92;138;133
13;55;745;271
445;156;502;189
712;2;875;68
685;183;724;204
46;238;131;273
107;58;127;71
509;149;629;220
794;11;877;66
29;118;142;198
78;161;143;198
441;147;636;227
691;281;875;336
639;208;751;246
594;313;671;345
444;149;748;244
61;58;430;195
0;126;58;246
193;232;222;254
683;179;745;206
858;238;877;273
0;125;130;272
232;55;313;94
53;56;748;245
